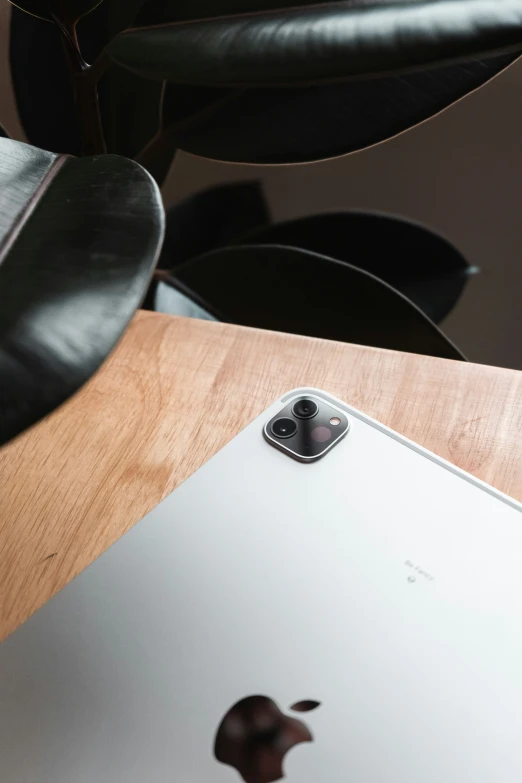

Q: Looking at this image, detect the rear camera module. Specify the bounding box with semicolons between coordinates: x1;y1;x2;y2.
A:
292;399;318;420
271;417;298;439
264;394;349;462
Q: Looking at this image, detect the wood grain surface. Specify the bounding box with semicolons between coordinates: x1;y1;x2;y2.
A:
2;311;522;642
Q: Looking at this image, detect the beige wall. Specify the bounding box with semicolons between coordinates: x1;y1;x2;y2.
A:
3;1;521;368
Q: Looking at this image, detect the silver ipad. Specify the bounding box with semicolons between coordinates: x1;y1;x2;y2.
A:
2;388;522;783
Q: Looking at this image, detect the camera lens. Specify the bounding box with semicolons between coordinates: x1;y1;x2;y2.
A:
292;399;318;420
271;418;297;439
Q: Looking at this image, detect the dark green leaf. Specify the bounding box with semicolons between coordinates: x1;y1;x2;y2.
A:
232;212;477;323
9;0;103;23
175;244;465;360
11;0;521;167
137;81;251;181
133;0;319;25
159;181;270;268
147;274;221;321
108;0;522;86
9;1;161;160
148;54;517;164
0;138;164;446
138;80;265;182
105;0;521;163
133;83;222;183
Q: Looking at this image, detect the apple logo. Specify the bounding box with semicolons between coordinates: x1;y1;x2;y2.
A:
214;695;320;783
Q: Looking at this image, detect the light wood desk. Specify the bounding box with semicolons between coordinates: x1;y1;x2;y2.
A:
2;311;522;642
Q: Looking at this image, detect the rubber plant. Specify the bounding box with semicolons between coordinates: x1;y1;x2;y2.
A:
2;0;522;446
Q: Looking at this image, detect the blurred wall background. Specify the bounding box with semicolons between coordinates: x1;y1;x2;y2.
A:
2;2;521;369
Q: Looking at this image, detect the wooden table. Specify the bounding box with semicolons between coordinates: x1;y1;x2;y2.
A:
2;311;522;642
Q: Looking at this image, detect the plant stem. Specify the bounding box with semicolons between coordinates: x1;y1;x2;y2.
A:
55;16;107;156
71;69;107;156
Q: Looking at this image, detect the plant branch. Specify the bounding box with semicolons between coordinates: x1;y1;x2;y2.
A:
54;14;107;156
136;89;246;178
88;49;112;86
52;13;87;70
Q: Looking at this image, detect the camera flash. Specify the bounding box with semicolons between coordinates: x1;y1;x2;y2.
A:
330;417;341;426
